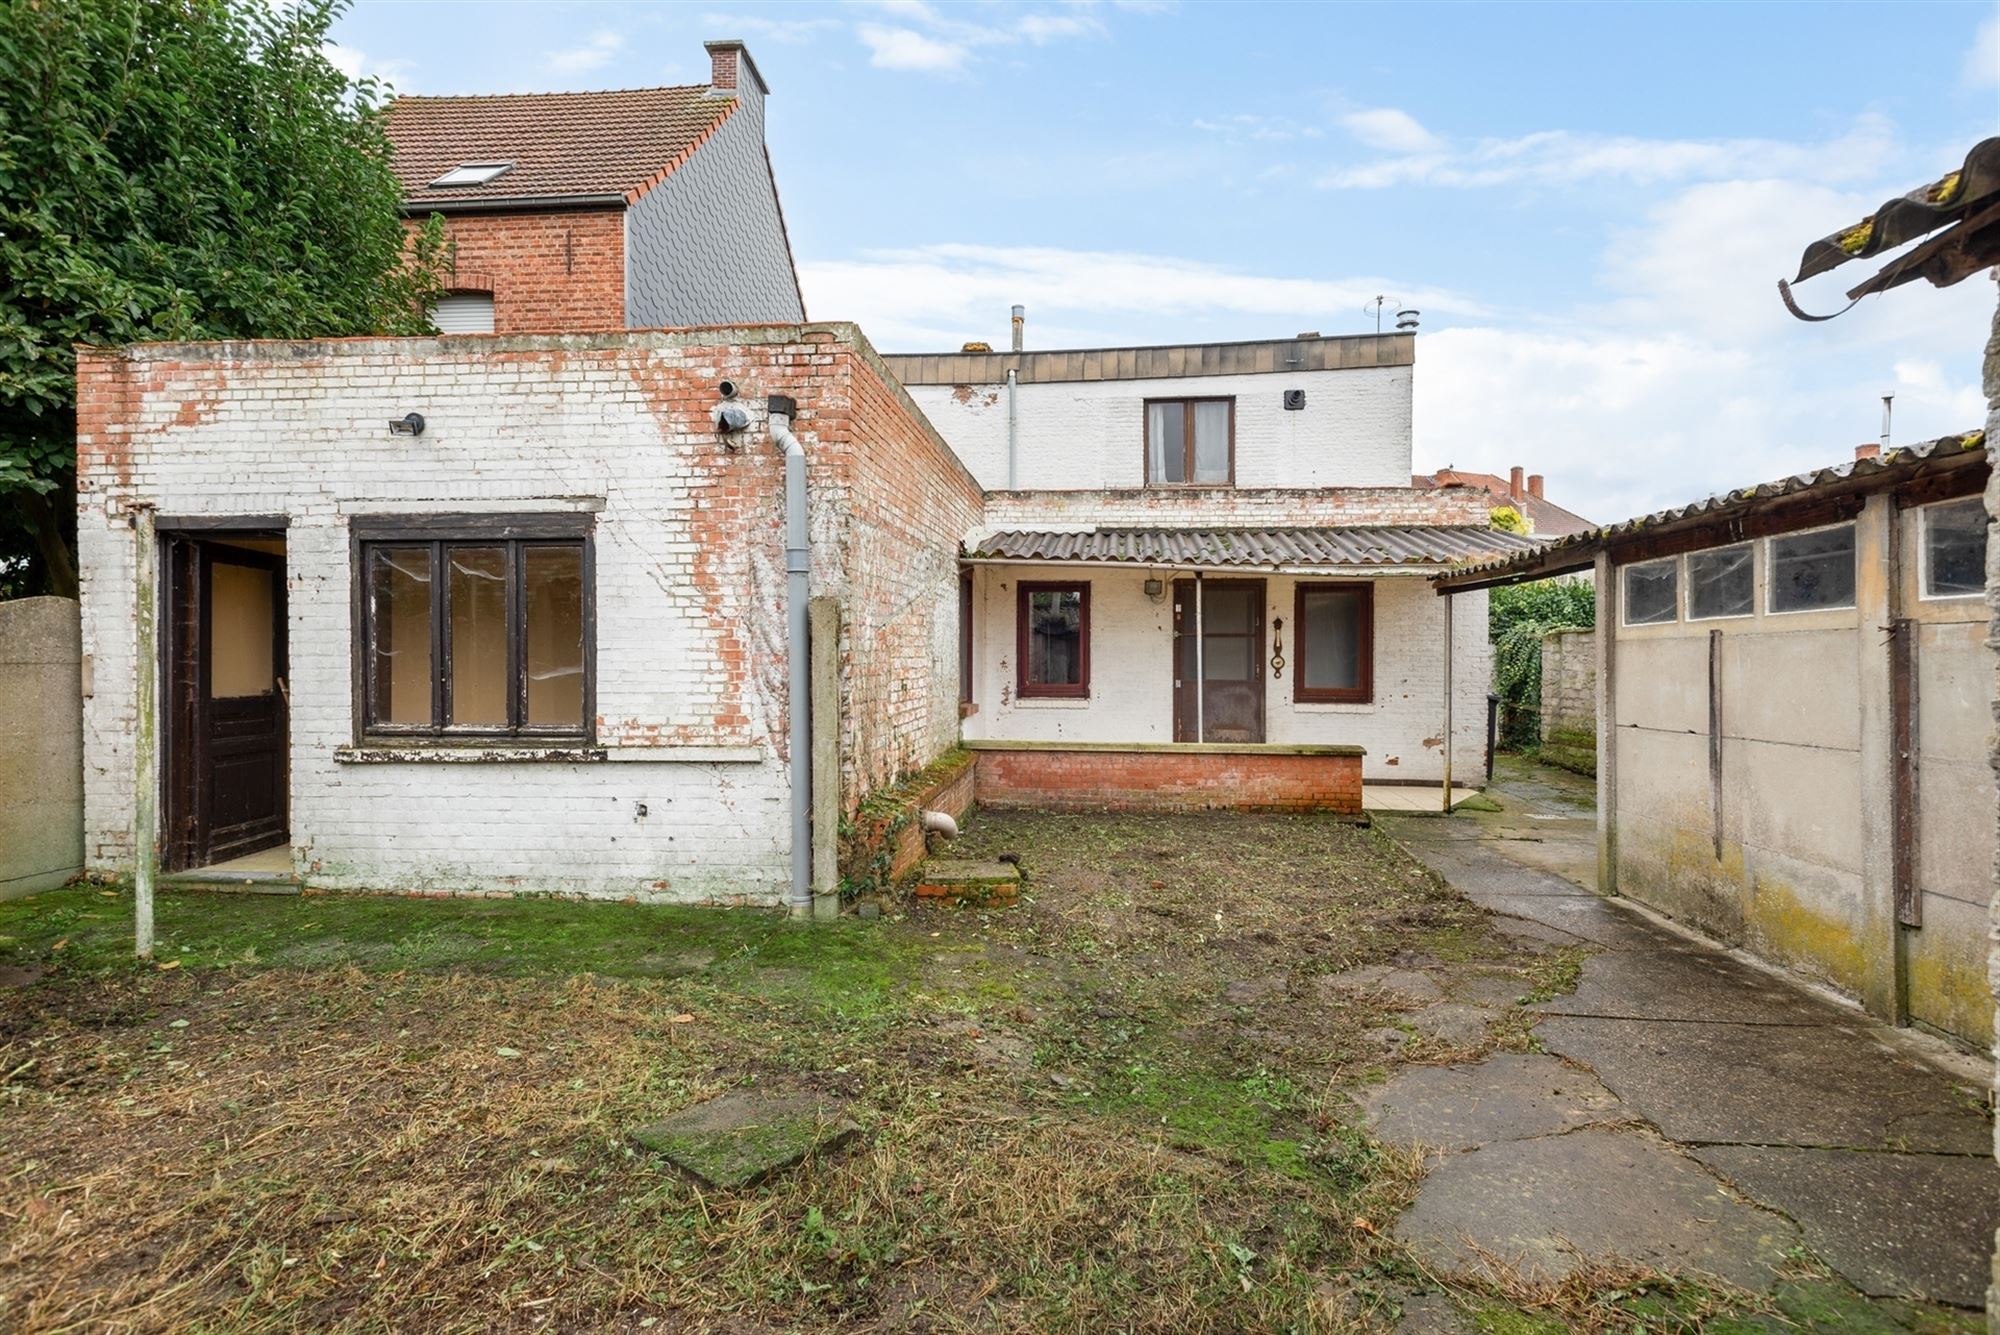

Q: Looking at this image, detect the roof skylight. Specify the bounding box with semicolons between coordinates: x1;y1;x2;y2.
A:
428;161;514;188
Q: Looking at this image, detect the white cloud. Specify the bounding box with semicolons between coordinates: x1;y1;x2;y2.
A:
549;30;623;76
320;40;414;90
1194;113;1322;142
798;243;1485;350
856;23;970;72
1320;115;1899;191
1966;15;2000;87
1339;107;1441;154
1018;12;1107;44
699;13;840;44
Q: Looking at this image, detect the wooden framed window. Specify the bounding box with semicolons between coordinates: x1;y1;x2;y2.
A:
1144;397;1234;486
353;515;593;741
959;572;975;705
1016;581;1089;698
1294;582;1373;703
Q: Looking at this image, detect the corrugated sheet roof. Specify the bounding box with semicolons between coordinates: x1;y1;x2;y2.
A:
1434;431;1988;587
1784;138;2000;306
964;525;1541;569
386;86;736;208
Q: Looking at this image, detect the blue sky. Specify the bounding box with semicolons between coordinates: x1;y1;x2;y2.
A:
328;1;2000;520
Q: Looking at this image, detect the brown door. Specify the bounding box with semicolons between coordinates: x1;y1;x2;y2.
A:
1173;579;1264;743
164;539;288;869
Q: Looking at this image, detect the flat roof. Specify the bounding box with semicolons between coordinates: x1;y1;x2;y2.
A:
883;332;1413;386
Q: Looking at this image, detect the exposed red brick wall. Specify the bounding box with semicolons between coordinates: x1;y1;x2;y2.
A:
409;208;626;333
974;747;1363;814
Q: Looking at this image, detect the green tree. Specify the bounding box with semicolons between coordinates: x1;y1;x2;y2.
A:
1488;578;1595;750
0;0;449;597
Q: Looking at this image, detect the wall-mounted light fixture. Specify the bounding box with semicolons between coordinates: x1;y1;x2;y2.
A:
387;412;426;437
1143;577;1165;601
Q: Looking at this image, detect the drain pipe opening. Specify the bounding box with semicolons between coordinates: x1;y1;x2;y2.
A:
768;395;813;917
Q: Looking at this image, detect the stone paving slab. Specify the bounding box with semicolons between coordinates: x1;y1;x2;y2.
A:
633;1091;861;1188
1692;1146;2000;1309
1534;935;1843;1026
1393;1126;1799;1290
1536;1015;1992;1155
1363;1053;1626;1151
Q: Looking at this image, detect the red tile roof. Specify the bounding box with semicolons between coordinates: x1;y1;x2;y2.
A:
1412;469;1594;538
386;86;737;209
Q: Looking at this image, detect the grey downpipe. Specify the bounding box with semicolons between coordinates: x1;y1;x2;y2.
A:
768;396;813;917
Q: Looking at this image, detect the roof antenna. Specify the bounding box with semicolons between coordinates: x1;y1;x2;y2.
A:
1363;295;1397;334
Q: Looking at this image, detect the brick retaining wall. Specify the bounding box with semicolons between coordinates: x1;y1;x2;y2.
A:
969;743;1363;814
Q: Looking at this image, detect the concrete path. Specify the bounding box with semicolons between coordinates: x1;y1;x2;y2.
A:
1373;757;1997;1311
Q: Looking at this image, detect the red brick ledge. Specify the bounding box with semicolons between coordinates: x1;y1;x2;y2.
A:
968;740;1365;815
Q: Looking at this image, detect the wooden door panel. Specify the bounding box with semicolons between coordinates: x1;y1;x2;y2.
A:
1172;579;1266;744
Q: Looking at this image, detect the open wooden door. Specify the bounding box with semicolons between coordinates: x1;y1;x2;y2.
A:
1172;578;1265;743
163;537;288;871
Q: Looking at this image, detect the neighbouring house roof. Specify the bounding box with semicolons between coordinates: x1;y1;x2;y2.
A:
1781;137;2000;315
1412;469;1594;538
884;333;1411;386
1432;431;1988;593
386;86;737;211
963;525;1541;570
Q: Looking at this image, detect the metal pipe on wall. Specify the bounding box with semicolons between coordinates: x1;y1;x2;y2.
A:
1006;368;1019;490
1194;573;1205;744
768;397;813;917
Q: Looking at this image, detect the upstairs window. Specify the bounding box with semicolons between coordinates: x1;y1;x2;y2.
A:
1295;583;1373;703
357;517;591;741
1145;398;1233;485
428;161;514;188
432;292;496;335
1016;581;1089;698
1686;544;1754;620
1921;497;1986;599
1768;523;1855;613
1622;559;1678;625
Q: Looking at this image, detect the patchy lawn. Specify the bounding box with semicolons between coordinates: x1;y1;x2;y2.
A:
0;812;1962;1333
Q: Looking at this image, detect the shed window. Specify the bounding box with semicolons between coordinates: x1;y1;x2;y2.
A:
1768;523;1856;613
1922;497;1986;599
1295;583;1373;703
1145;398;1233;485
1016;582;1089;698
358;524;590;739
1686;544;1753;620
1622;559;1678;625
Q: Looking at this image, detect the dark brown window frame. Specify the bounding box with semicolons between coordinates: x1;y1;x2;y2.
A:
1293;581;1374;704
959;572;975;706
350;513;596;744
1015;580;1091;699
1142;396;1236;487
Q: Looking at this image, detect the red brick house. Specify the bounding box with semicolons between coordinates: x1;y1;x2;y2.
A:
1413;466;1593;537
385;40;804;335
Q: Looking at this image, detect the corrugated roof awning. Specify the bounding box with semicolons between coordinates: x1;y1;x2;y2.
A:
963;525;1542;570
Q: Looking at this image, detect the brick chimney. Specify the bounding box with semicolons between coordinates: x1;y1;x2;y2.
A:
704;40;767;99
1508;466;1525;501
1527;473;1544;500
1854;443;1881;461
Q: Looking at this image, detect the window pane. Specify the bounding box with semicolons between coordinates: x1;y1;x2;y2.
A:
1770;525;1855;612
1925;497;1987;597
1192;401;1230;482
448;546;509;726
369;547;433;726
1026;589;1083;686
1202;635;1254;680
1623;560;1678;625
1687;545;1753;620
1302;588;1363;690
209;562;276;698
1147;402;1186;484
524;545;585;727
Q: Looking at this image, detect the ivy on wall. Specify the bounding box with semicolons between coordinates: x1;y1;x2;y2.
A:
1489;579;1595;751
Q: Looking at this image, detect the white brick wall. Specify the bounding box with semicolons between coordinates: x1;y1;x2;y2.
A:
75;328;973;903
904;366;1413;492
963;563;1490;782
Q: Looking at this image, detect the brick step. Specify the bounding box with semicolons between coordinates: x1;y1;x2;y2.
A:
911;858;1021;907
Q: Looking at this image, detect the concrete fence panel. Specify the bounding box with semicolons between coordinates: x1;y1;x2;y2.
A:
0;596;84;897
1539;627;1597;776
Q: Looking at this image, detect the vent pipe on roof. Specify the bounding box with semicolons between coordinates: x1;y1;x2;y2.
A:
1396;309;1420;332
1880;394;1894;455
1011;304;1025;352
